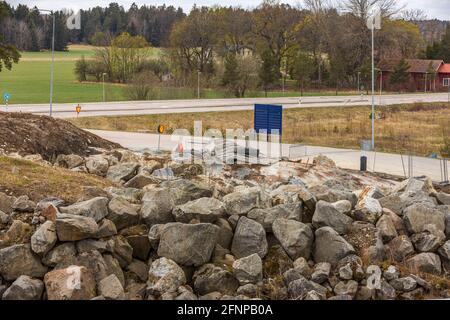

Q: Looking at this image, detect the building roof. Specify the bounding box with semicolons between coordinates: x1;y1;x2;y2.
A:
378;59;444;73
439;63;450;74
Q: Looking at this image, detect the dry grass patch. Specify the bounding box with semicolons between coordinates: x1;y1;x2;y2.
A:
70;103;450;157
0;156;115;203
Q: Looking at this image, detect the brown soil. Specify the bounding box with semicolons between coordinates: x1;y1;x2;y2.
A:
0;112;121;161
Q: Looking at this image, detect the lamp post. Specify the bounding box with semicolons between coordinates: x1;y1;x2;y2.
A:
38;9;55;117
367;12;381;151
375;68;383;105
102;73;107;102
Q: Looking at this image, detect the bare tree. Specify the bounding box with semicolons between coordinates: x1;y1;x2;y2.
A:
401;8;427;21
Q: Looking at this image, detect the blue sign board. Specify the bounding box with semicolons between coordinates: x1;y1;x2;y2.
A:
3;92;11;102
254;104;283;137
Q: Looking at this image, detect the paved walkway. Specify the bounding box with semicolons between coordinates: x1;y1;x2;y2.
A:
88;129;449;182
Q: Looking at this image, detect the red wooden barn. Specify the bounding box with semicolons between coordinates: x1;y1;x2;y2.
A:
378;59;450;92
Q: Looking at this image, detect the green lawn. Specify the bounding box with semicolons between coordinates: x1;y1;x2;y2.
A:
0;44;364;105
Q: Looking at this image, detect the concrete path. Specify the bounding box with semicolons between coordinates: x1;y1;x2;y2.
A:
6;92;450;118
88;129;449;182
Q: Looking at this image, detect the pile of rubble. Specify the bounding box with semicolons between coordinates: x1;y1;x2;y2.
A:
0;149;449;300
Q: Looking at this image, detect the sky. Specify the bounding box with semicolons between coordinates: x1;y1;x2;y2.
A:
6;0;450;20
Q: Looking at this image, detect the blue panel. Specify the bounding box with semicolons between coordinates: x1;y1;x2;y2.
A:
254;104;283;136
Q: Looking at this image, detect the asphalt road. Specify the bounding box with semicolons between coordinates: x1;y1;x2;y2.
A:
6;92;450;118
88;129;449;182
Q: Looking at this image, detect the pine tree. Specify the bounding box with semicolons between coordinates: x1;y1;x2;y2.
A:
0;2;20;72
222;53;239;96
390;59;410;87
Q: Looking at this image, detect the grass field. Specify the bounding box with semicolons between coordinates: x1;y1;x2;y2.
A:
1;44;368;105
69;102;450;157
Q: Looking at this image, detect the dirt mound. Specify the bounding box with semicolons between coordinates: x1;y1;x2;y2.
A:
0;112;121;161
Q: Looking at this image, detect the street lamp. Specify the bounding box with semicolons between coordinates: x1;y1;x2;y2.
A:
37;9;55;117
102;73;107;102
367;12;381;151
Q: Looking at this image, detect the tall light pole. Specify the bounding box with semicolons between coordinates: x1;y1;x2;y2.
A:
38;9;55;117
367;12;381;151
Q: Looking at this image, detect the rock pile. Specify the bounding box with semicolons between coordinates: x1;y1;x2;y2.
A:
0;149;449;300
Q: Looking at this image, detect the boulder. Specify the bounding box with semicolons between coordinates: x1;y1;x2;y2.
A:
390;277;417;292
0;220;33;248
403;204;445;234
354;191;382;224
31;221;57;255
0;192;15;214
98;274;125;300
410;224;445;252
437;241;450;271
311;262;331;284
160;179;212;205
223;189;264;216
313;227;355;266
272;218;313;260
76;239;109;254
376;214;398;243
312;200;353;235
85;155;109;176
334;280;358;298
60;197;109;223
124;174;157;189
55;154;84;169
0;244;48;281
172;197;225;223
231;217;268;259
158;223;219;266
433;192;450;205
288;275;327;300
12;195;36;213
2;275;44;300
44;265;97;300
96;219;118;238
147;257;186;296
232;253;263;285
214;218;234;249
42;243;77;268
141;188;174;226
55;214;99;241
107;197;140;230
379;194;404;216
120;225;150;260
406;252;442;275
106;163;140;183
108;236;133;268
247;202;302;232
387;235;415;262
193;264;239;296
332;200;352;215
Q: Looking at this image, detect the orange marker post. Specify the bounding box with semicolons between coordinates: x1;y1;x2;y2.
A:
76;104;81;117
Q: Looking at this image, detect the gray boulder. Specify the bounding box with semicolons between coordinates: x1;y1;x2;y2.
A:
160;179;212;205
376;214;398;243
433;192;450;205
288;275;327;300
55;154;84;169
107;197;140;230
0;192;15;213
172;197;225;223
85;155;109;176
2;275;44;300
42;243;77;268
106;163;140;183
124;174;157;189
311;262;331;284
141;188;174;226
193;264;239;296
232;253;263;285
231;217;268;259
403;203;445;234
12;195;36;213
247;202;302;232
387;235;415;262
31;221;57;255
0;244;48;281
158;223;219;266
410;224;445;252
406;252;442;275
98;274;125;300
147;257;186;296
312;200;353;235
313;227;355;266
223;188;264;216
272;218;313;260
55;214;99;241
60;197;109;222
